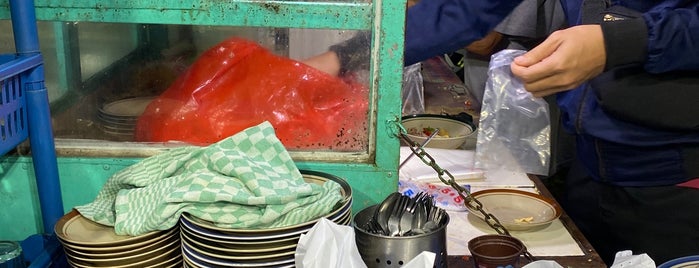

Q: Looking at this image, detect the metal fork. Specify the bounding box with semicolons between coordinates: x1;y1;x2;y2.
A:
398;196;419;236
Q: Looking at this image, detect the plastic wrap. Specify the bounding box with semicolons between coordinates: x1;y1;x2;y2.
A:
135;37;369;150
402;63;425;115
474;49;550;175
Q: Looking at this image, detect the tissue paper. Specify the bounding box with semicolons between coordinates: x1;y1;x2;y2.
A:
295;218;367;268
610;250;656;268
402;251;436;268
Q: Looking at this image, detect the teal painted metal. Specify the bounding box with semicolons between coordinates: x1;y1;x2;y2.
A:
0;156;399;240
0;156;137;241
0;0;407;241
0;1;372;30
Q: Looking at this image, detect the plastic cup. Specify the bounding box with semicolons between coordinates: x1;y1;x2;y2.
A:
468;234;525;268
0;241;25;268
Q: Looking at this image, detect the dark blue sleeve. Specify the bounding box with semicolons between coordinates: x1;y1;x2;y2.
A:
404;0;523;65
643;0;699;72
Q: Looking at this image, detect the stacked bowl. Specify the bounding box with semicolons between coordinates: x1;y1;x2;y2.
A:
55;210;182;268
180;170;353;268
97;96;156;137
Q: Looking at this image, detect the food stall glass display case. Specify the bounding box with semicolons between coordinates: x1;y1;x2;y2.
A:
0;0;407;242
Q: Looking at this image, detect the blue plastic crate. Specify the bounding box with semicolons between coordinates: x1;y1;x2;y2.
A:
0;53;42;156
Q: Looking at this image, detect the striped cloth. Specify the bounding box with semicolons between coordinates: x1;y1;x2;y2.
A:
76;121;342;236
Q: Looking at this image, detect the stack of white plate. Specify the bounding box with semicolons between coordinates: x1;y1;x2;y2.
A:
97;96;156;136
180;170;353;268
55;210;182;268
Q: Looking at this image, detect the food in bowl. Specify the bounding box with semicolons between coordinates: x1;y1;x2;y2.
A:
408;127;451;138
514;216;534;223
401;114;476;149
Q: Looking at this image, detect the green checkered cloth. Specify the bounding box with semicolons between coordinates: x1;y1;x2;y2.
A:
75;121;343;236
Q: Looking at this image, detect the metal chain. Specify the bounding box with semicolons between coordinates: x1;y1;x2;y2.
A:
395;122;535;261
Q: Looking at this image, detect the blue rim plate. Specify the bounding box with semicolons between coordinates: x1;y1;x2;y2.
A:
180;230;297;254
658;255;699;268
179;222;299;246
182;242;294;267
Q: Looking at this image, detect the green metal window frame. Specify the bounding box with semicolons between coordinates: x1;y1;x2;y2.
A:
0;0;406;240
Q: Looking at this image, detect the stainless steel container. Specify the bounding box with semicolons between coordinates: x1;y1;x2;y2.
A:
353;204;449;268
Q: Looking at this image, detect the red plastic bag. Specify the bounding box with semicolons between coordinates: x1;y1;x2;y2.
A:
135;37;369;151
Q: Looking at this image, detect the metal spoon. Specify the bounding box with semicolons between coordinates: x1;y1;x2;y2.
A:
398;197;418;236
373;192;401;235
388;195;410;236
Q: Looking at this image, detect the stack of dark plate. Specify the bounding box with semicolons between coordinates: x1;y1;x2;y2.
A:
55;210;182;268
180;170;353;268
97;96;156;137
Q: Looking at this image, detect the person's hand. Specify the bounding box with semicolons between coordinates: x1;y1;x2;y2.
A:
301;51;341;77
510;25;606;97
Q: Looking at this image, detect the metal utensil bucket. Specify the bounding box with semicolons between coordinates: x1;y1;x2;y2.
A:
353;204;449;268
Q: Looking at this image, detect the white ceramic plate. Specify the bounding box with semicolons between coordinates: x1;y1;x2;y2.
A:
62;230;178;258
143;255;182;268
64;235;179;265
465;189;562;231
336;210;352;225
182;242;294;267
59;225;178;253
180;215;307;241
658;255;699;268
55;210;163;247
182;238;295;261
99;123;135;132
182;256;201;268
67;245;180;268
179;224;299;247
180;229;296;254
100;96;156;117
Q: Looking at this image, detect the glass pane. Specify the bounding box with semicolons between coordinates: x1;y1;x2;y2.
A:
0;21;372;154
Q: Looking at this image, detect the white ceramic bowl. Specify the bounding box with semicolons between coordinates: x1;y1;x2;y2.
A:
465;189;562;231
401;114;476;149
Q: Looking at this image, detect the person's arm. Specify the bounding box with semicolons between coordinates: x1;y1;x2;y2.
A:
328;31;371;76
404;0;523;65
638;0;699;72
303;0;523;75
301;51;342;77
301;31;370;77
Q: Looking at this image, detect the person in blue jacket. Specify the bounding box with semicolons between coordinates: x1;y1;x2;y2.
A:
303;0;699;265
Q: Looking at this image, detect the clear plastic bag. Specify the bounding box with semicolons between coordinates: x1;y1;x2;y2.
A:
401;63;425;115
474;49;550;175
